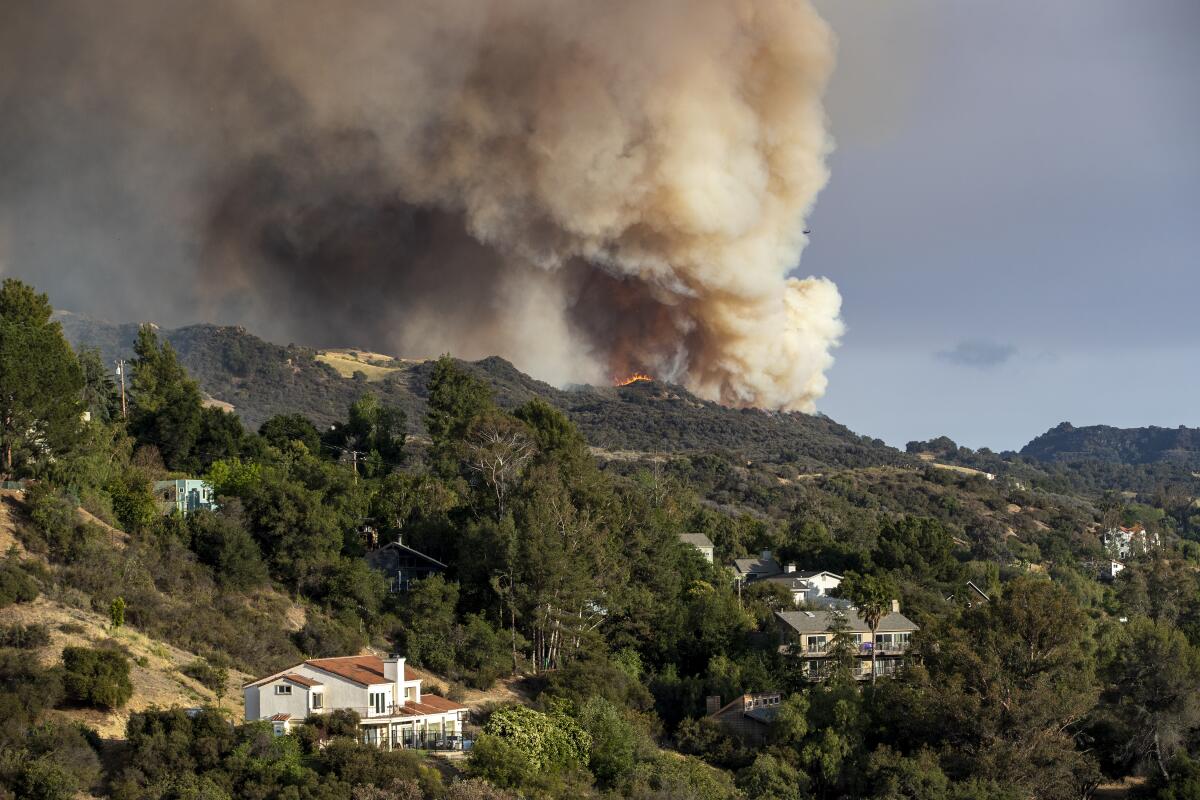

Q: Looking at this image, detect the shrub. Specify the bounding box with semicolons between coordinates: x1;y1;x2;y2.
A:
61;646;133;709
0;554;38;608
182;658;229;699
0;623;51;649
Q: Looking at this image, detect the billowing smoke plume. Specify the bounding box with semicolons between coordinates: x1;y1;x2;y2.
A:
0;0;842;411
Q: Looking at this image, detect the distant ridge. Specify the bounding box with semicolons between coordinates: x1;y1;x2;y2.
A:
1021;421;1200;466
57;312;907;470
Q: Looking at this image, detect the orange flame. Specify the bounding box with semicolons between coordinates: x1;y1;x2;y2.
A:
615;372;654;387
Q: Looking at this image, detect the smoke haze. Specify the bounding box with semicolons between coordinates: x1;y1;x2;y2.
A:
0;0;842;411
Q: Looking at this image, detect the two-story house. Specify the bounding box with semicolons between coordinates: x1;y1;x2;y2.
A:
154;479;218;515
760;567;846;609
243;654;467;749
776;604;919;681
1102;525;1161;560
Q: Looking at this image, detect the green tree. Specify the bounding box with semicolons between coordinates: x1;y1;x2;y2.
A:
737;753;806;800
61;646;133;710
478;705;591;774
577;696;642;787
425;356;492;474
128;325;204;471
391;575;459;675
259;413;321;453
109;596;126;630
77;347;118;424
0;280;84;477
1104;617;1200;780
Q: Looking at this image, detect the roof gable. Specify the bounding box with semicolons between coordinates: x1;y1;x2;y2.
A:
776;609;919;634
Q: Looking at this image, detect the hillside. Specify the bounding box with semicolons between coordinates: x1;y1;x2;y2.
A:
59;312;907;469
4;597;251;738
1021;421;1200;466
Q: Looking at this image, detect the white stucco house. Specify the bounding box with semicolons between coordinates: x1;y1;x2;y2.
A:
243;654;468;750
1102;525;1161;559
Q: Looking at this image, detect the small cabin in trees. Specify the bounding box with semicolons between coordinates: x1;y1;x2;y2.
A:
678;533;715;563
366;537;447;592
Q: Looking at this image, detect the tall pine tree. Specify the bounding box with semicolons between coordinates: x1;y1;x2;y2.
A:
0;280;83;477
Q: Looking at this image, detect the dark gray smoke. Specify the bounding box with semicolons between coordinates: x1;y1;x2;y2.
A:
1;0;842;409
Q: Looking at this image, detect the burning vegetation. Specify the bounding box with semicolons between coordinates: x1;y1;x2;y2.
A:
615;373;655;387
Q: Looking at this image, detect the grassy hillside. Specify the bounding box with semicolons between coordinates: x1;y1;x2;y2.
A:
59;312;906;469
4;598;251;737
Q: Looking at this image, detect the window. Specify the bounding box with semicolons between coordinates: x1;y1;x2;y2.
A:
806;635;827;653
876;633;895;649
311;692;323;710
369;691;387;715
275;684;292;695
404;687;414;701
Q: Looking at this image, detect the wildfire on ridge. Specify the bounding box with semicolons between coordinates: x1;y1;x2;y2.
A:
615;373;654;387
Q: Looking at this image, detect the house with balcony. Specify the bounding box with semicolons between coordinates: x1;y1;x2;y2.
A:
154;479;218;515
243;654;468;750
776;604;919;681
679;533;715;563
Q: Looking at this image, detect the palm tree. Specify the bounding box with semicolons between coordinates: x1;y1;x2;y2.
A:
841;572;896;685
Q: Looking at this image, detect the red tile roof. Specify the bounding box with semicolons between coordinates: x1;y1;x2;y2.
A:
246;655;423;688
283;673;322;687
270;713;291;722
307;656;392;685
396;694;468;716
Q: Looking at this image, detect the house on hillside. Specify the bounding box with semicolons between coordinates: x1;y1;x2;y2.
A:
1102;525;1161;559
243;654;468;750
759;568;847;609
366;537;447;591
733;550;783;582
706;691;782;747
679;533;715;563
153;479;218;515
776;604;919;681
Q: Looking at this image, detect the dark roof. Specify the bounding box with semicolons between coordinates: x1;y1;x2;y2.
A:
679;533;714;549
733;556;782;578
376;540;447;569
776;609;919;635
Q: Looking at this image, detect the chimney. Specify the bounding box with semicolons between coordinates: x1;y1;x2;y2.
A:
785;563;796;573
890;599;900;613
706;695;721;715
383;653;405;686
760;549;772;561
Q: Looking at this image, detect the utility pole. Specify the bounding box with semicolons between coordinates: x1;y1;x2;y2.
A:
115;360;127;420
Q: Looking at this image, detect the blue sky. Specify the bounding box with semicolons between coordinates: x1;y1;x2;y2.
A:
808;0;1200;450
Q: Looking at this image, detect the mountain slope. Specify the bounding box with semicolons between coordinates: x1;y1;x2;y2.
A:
1021;421;1200;466
59;313;906;469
